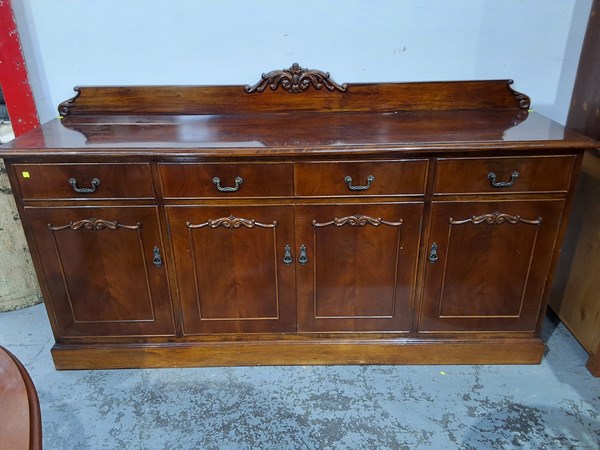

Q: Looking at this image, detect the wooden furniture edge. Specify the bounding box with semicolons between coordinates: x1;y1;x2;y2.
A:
0;346;42;450
548;151;600;377
534;153;584;336
51;339;545;370
2;143;597;159
586;347;600;377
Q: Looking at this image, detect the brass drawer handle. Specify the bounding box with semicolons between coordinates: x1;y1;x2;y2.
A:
152;246;163;268
212;176;243;192
344;175;375;191
69;177;100;193
487;171;519;188
429;242;439;263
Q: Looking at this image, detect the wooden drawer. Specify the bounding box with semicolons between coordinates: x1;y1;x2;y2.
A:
160;163;294;198
13;163;154;200
295;160;428;197
433;156;575;195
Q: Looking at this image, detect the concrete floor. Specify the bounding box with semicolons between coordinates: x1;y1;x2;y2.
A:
0;304;598;449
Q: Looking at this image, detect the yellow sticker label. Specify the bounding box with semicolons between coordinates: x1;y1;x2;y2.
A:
22;171;30;179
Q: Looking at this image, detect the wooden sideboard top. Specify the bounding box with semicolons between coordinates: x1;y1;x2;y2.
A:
1;72;598;157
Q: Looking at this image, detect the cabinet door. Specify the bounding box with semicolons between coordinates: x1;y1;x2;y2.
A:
420;200;565;332
167;206;296;334
296;203;423;332
26;206;175;338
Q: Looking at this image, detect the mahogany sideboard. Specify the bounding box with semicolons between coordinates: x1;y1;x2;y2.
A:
1;65;598;370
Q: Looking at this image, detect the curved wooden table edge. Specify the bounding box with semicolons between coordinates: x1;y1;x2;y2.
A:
0;346;42;450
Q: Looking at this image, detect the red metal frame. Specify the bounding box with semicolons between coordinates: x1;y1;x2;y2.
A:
0;0;40;137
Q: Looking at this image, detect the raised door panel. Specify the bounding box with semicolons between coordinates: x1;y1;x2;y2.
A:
296;203;423;332
167;206;296;334
25;206;175;338
420;200;565;332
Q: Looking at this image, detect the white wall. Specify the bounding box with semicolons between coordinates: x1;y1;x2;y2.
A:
13;0;592;125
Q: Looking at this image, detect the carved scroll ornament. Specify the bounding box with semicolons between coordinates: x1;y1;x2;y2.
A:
245;63;348;94
507;80;531;110
48;218;142;231
313;214;403;228
186;215;277;229
449;211;542;225
57;87;81;116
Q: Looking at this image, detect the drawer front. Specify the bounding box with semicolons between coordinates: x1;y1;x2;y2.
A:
433;156;575;195
13;163;154;200
160;163;294;198
295;160;428;197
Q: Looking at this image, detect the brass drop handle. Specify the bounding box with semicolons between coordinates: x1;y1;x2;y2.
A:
298;244;308;265
69;177;100;193
344;175;375;191
212;176;243;192
487;171;519;188
429;243;439;264
283;244;293;265
153;246;163;268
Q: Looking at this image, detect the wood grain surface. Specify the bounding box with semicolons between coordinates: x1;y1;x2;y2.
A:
0;347;42;450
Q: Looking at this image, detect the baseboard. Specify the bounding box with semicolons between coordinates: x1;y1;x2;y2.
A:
50;337;545;370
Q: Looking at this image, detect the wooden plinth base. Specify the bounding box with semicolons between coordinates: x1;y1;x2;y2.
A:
51;338;545;370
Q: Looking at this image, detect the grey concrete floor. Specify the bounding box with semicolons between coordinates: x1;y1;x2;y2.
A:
0;304;598;450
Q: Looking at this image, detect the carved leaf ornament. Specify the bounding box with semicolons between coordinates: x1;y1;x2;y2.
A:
186;215;277;229
449;211;542;225
48;218;142;231
245;63;348;94
313;214;403;228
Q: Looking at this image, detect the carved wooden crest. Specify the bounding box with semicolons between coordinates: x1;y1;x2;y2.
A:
245;63;348;94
